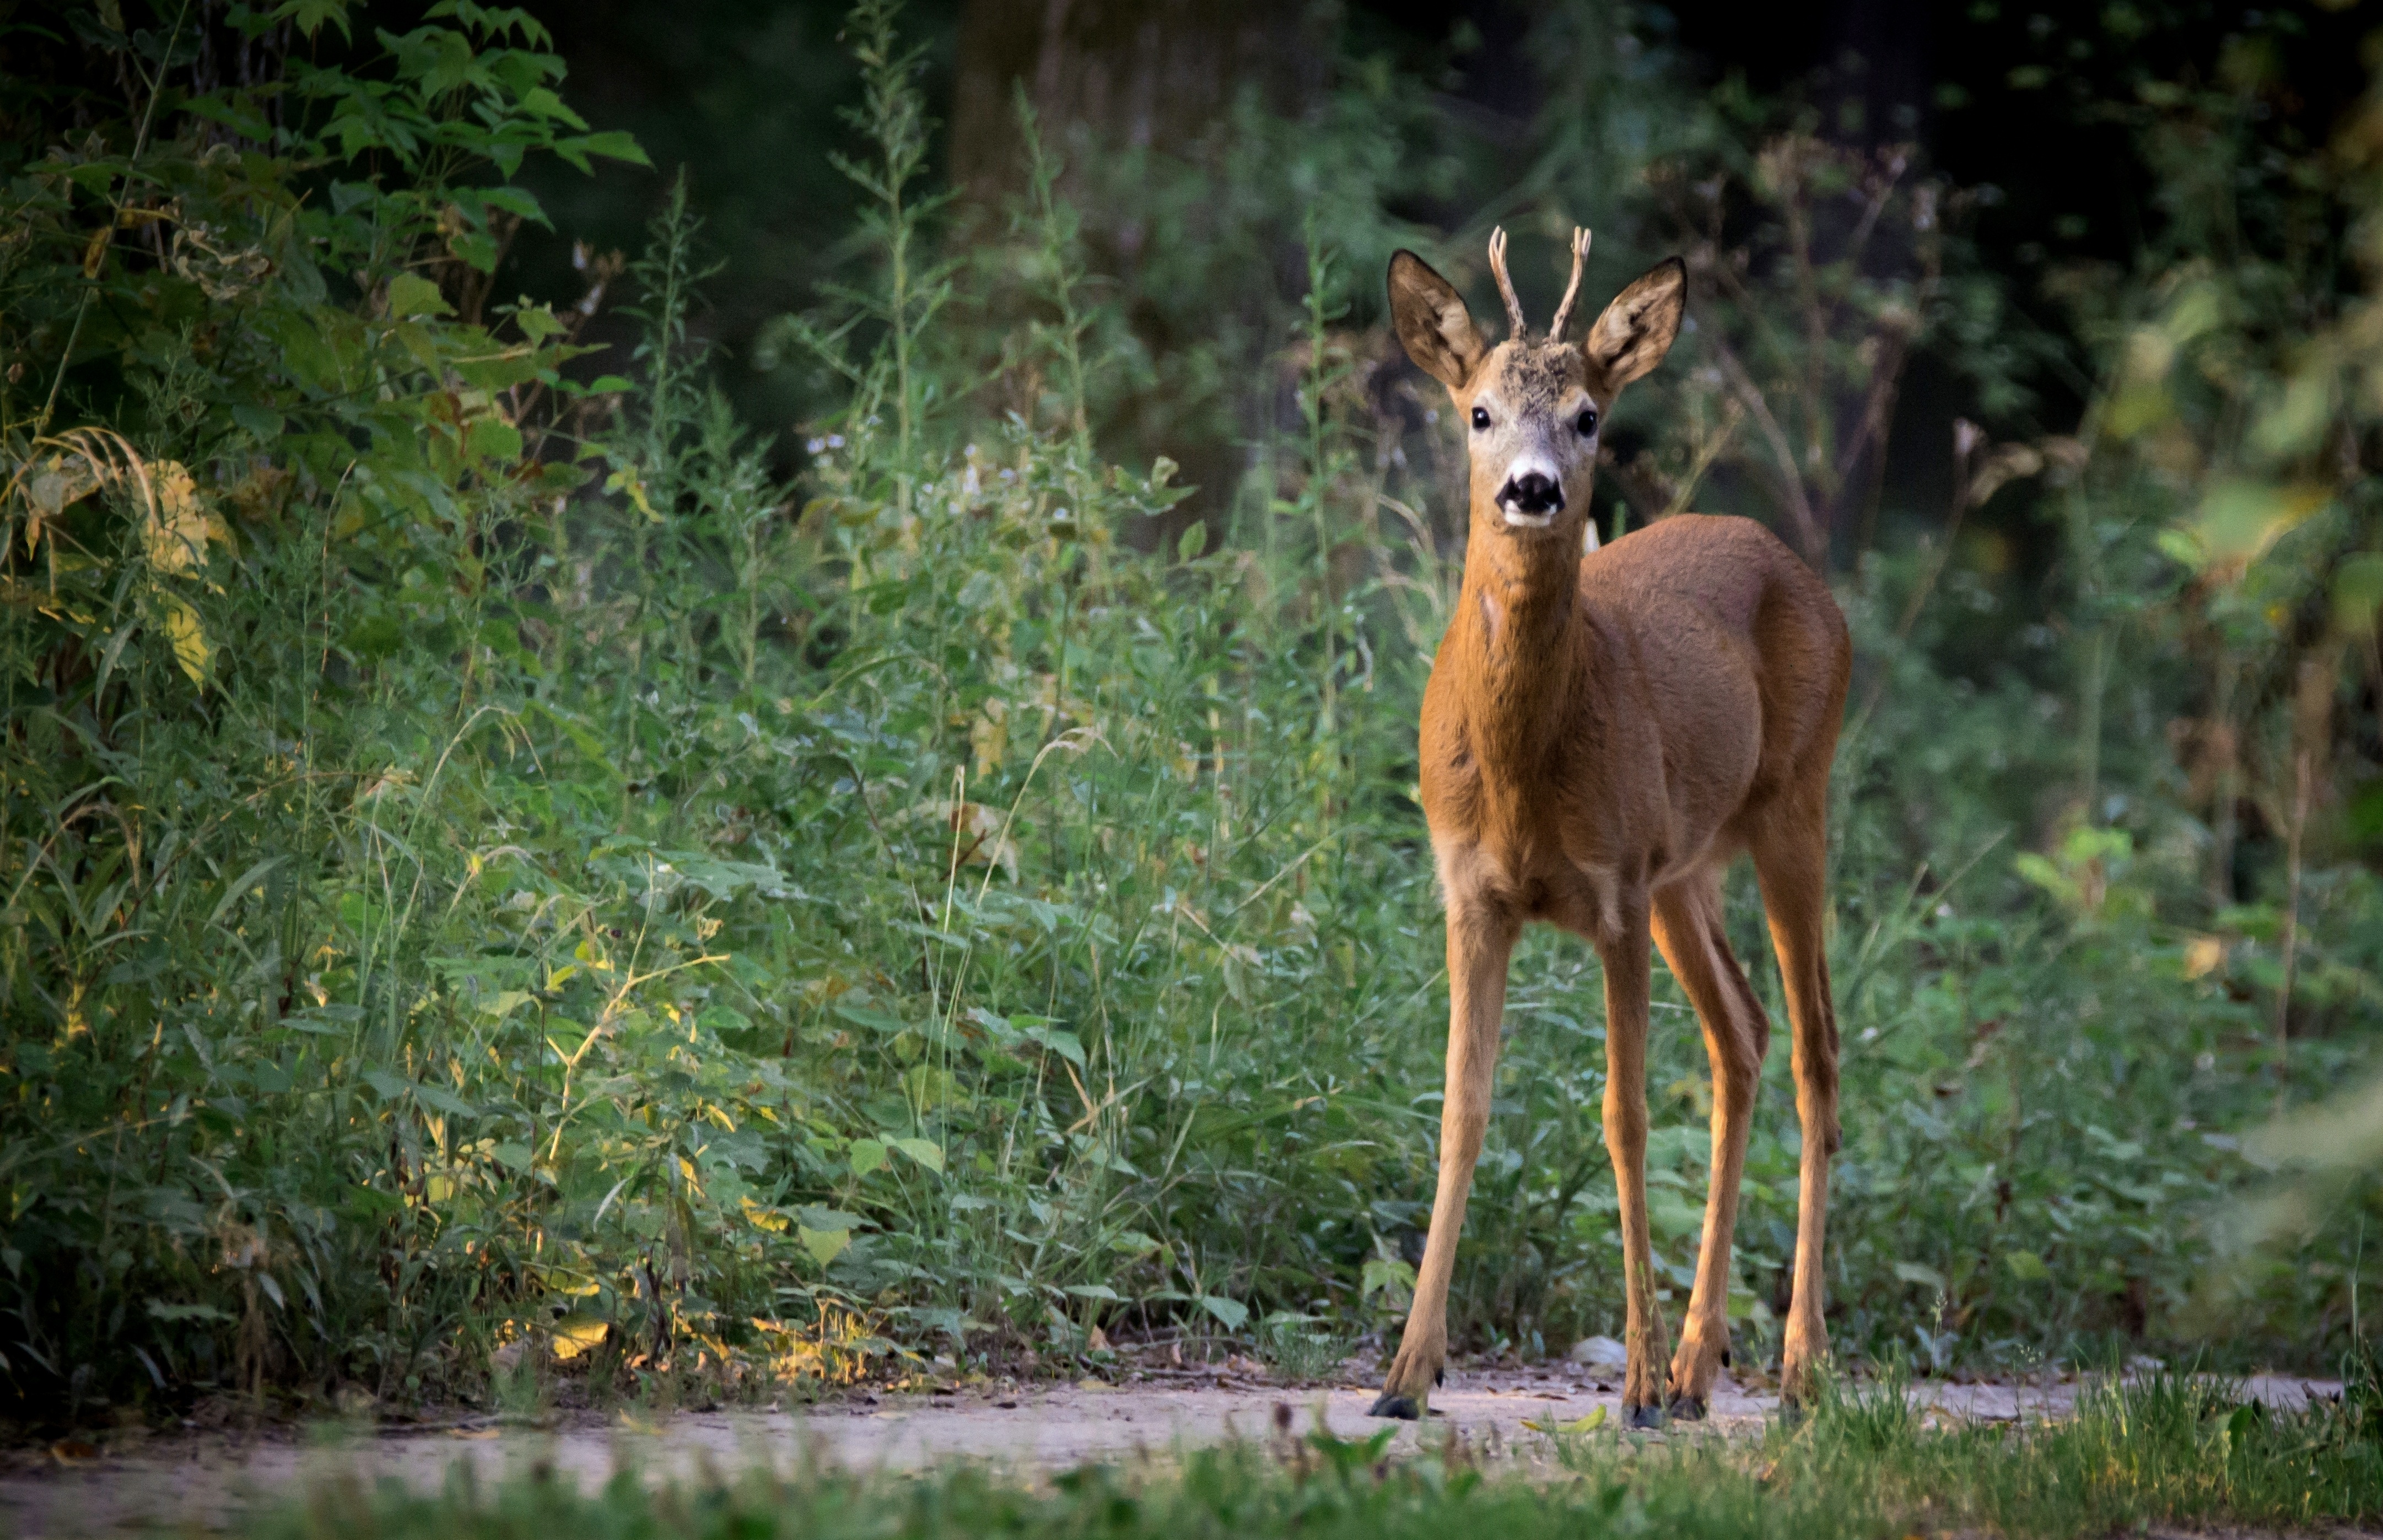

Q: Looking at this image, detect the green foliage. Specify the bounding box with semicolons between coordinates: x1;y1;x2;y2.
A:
2;0;2379;1427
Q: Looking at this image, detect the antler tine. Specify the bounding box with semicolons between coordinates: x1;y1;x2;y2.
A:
1486;226;1528;340
1548;226;1593;340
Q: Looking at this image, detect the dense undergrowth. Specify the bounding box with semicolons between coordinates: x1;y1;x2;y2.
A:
3;0;2381;1423
242;1366;2383;1539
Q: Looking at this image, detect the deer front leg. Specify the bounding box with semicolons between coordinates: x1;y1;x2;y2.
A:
1599;904;1672;1428
1371;900;1516;1420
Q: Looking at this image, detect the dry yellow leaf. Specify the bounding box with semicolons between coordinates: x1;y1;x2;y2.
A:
550;1312;609;1360
161;596;212;684
145;462;219;575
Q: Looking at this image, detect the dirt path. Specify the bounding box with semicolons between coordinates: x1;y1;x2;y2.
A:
1;1368;2341;1537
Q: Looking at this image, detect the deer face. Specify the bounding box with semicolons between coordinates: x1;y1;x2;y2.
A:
1460;341;1599;533
1388;236;1686;542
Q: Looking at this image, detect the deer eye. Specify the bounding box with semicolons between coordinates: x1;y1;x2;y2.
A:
1470;407;1491;431
1575;407;1599;436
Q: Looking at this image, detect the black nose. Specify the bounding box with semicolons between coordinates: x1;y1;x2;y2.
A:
1500;472;1563;515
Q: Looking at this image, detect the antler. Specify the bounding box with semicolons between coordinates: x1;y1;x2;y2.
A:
1548;226;1593;340
1486;226;1528;340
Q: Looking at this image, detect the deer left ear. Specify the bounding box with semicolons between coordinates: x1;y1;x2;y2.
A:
1584;257;1686;391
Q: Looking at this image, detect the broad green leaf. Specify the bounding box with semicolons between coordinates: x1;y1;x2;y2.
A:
467;417;523;463
834;1003;909;1035
554;130;650;173
848;1138;889;1177
386;273;453;318
2334;554;2383;635
1022;1025;1085;1066
456;351;545;392
478;185;551;223
1647;1191;1703;1241
517;87;586;127
414;1082;478;1120
271;0;352;39
449;231;500;273
229;403;284;440
2177;478;2331;574
1199;1295;1249;1332
2004;1250;2050;1282
341;1185;404;1223
1361;1257;1416;1309
1892;1261;1947;1290
799;1225;850;1268
891;1137;943;1173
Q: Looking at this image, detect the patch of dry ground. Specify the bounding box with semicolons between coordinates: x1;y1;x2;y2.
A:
0;1365;2341;1538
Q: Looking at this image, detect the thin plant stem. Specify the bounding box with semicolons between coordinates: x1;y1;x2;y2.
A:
39;0;193;434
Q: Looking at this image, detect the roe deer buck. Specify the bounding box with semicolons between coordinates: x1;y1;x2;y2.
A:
1369;229;1850;1428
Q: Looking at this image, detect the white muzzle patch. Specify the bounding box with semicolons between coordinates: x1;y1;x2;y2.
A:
1495;451;1565;531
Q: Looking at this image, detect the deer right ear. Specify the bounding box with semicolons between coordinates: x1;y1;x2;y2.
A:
1387;251;1487;391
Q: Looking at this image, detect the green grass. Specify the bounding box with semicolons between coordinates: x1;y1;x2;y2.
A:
235;1371;2383;1540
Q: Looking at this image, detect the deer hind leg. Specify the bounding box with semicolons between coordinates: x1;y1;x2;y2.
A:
1650;868;1770;1421
1752;791;1840;1411
1595;897;1672;1428
1371;898;1517;1420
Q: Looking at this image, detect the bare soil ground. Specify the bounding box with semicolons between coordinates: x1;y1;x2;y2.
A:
0;1364;2342;1538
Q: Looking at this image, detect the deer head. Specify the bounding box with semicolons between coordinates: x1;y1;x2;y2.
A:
1388;229;1685;542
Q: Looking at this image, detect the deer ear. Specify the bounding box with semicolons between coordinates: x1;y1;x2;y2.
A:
1584;257;1686;390
1387;250;1488;391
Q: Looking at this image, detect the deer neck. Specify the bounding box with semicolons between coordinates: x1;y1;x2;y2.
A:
1453;516;1587;758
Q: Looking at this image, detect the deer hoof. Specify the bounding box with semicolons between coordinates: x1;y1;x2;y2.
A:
1368;1392;1421;1421
1623;1401;1667;1430
1665;1392;1707;1422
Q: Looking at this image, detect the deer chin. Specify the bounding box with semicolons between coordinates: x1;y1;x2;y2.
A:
1499;506;1561;532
